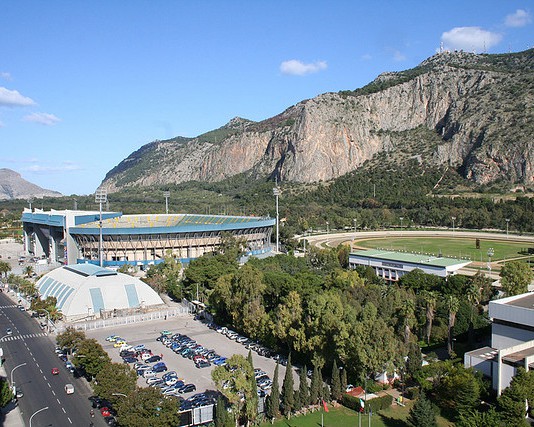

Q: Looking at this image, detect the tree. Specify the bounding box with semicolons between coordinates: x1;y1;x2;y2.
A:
93;363;137;406
340;366;348;396
72;338;111;379
116;387;180;427
309;365;321;405
295;364;308;411
500;261;534;297
435;365;482;418
212;354;257;426
465;281;481;344
215;395;233;427
0;261;11;279
56;327;86;351
408;393;437;427
0;378;13;407
331;360;342;401
406;341;423;381
244;351;258;425
265;362;280;421
497;368;534;427
420;290;438;344
281;353;294;416
456;407;502;427
23;265;34;278
445;295;460;357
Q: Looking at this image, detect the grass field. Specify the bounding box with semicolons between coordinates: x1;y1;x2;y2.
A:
355;236;531;263
259;402;454;427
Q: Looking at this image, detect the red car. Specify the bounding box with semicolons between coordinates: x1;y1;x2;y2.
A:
100;407;111;417
51;368;60;375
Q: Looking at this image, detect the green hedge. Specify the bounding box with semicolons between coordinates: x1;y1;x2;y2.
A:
341;393;393;413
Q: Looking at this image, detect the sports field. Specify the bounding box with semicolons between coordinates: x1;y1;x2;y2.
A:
354;236;530;263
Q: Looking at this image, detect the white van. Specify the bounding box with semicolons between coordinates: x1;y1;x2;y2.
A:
64;384;74;394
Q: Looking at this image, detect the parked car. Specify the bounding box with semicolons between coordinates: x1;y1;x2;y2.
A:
123;356;138;363
143;370;157;378
100;407;111;417
179;384;196;394
64;384;74;394
195;360;210;368
146;355;162;363
152;362;168;373
105;335;120;342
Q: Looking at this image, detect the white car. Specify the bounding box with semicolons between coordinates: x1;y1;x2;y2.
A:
146;377;162;385
143;370;157;379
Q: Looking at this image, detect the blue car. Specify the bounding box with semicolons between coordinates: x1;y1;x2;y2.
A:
213;357;227;366
153;362;167;373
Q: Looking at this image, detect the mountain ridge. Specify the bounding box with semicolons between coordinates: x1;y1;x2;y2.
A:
0;169;62;200
101;48;534;192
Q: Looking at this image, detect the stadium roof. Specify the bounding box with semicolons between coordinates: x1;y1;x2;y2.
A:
36;264;164;321
350;249;469;268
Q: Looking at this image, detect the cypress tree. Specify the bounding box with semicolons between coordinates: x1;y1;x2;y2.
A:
331;359;341;401
340;367;348;395
407;393;437;427
281;353;294;416
297;364;309;410
266;362;280;420
245;350;259;425
309;365;320;405
215;395;232;427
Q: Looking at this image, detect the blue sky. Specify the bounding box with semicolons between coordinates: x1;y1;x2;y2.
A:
1;1;532;196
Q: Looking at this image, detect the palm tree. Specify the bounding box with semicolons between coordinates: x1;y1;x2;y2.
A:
465;282;481;344
23;265;34;278
0;261;11;279
421;291;437;345
446;295;460;357
400;297;416;344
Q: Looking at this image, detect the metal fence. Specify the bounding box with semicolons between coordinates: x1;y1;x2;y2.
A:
70;305;192;332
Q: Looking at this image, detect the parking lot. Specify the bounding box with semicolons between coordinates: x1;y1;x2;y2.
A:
86;314;296;398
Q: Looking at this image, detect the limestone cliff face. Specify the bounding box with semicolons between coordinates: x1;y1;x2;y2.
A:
102;49;534;192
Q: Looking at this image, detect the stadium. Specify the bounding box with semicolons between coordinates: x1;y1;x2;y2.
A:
21;209;275;268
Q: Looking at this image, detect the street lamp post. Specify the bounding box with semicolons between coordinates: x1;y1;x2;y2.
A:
30;406;49;427
399;217;404;231
273;187;280;253
451;216;456;234
41;308;51;333
95;187;107;267
506;218;510;238
326;221;329;234
10;362;27;394
353;218;357;233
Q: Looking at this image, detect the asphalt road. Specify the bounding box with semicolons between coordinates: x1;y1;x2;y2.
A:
0;291;107;427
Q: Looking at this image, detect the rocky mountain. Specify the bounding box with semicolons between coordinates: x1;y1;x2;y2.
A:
0;169;62;200
102;49;534;192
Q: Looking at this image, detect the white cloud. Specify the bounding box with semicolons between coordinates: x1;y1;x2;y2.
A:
23;112;61;126
280;59;327;76
0;72;12;81
505;9;532;27
23;161;81;173
361;53;372;61
441;27;502;52
393;50;407;61
0;87;36;107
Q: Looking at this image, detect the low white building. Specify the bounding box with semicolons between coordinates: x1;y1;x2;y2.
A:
35;264;164;322
349;249;471;282
465;292;534;395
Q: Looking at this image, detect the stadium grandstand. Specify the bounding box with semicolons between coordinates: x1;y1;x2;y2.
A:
21;209;275;267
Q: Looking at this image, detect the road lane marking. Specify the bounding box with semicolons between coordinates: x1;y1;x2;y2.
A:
52;390;56;396
39;368;43;374
62;407;66;413
68;417;72;424
56;398;61;404
47;382;51;388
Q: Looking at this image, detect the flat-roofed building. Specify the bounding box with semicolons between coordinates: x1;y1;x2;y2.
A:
348;249;471;282
465;292;534;395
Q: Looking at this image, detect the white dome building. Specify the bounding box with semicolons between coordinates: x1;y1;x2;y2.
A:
35;264;164;322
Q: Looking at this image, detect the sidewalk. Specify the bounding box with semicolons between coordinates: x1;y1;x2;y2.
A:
0;363;25;427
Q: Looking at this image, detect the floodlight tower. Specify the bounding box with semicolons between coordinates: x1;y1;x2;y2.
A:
163;190;170;214
95;187;107;267
273;186;280;253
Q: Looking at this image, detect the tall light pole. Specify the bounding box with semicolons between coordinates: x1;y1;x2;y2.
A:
95;188;107;267
273;187;280;253
451;216;456;234
399;217;404;231
30;406;49;427
42;308;50;333
505;218;510;238
326;221;329;234
163;190;170;215
353;218;357;233
487;247;494;278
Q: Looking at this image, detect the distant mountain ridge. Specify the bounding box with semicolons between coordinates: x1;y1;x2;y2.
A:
0;169;62;200
101;49;534;192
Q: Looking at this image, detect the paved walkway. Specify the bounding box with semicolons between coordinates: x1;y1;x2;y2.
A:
0;363;25;427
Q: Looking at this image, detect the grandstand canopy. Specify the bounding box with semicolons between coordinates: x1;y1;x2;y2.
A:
35;264;164;322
